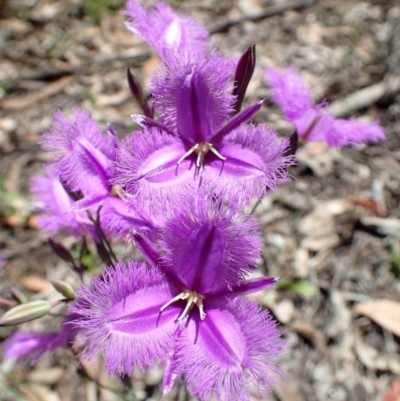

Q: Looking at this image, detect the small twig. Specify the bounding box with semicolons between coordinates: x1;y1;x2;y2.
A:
327;75;400;118
0;76;74;110
209;0;317;34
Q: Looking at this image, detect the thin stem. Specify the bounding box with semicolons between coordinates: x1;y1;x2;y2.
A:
88;208;118;267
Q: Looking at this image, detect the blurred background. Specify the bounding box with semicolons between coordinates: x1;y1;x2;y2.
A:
0;0;399;400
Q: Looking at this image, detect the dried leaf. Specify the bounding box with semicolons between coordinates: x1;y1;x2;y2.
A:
355;299;400;337
379;379;400;401
20;276;52;292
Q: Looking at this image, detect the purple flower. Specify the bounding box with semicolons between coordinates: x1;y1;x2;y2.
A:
0;253;5;269
4;315;79;363
42;109;118;211
71;202;284;400
124;1;208;63
265;67;386;147
114;53;292;209
31;166;94;237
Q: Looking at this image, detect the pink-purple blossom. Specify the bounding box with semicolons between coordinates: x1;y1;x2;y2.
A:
71;200;284;400
265;67;386;147
114;52;292;210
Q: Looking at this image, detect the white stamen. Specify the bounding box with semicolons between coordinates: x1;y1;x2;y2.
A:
160;292;189;312
177;144;199;165
178;292;194;321
177;142;226;170
160;289;206;321
209;145;226;161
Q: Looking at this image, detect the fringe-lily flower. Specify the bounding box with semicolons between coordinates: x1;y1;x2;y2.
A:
114;52;292;210
40;109;156;237
71;201;284;400
265;67;386;147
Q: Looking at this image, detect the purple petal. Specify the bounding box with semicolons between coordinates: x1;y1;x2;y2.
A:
41;109;117;196
71;262;180;374
101;197;158;239
151;51;234;142
163;351;179;394
212;100;262;144
132;232;162;268
68;194;107;213
328;118;386;147
265;67;313;121
31;166;93;236
113;128;197;211
161;198;261;293
124;1;208;62
205;124;293;205
4;314;78;362
173;298;284;400
209;277;278;298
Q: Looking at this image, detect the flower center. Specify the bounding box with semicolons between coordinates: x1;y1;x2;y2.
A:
160;289;206;321
177;142;226;169
111;185;124;197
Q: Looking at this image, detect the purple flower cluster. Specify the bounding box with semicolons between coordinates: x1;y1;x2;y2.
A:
4;1;386;400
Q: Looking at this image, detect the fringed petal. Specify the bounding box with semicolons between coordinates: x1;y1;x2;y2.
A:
173;298;284;401
160;197;261;293
205;124;293;206
71;262;180;374
265;67;313;121
41;109;117;196
124;1;208;62
112;128;197;212
31;167;93;237
101;197;158;240
151;51;234;141
328;118;386;147
4;315;78;363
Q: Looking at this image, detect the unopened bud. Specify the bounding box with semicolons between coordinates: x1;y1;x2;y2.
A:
51;281;74;299
0;300;51;326
48;238;74;264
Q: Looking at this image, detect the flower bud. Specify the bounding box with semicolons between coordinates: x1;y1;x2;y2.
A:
0;300;51;327
51;281;74;299
48;238;74;264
